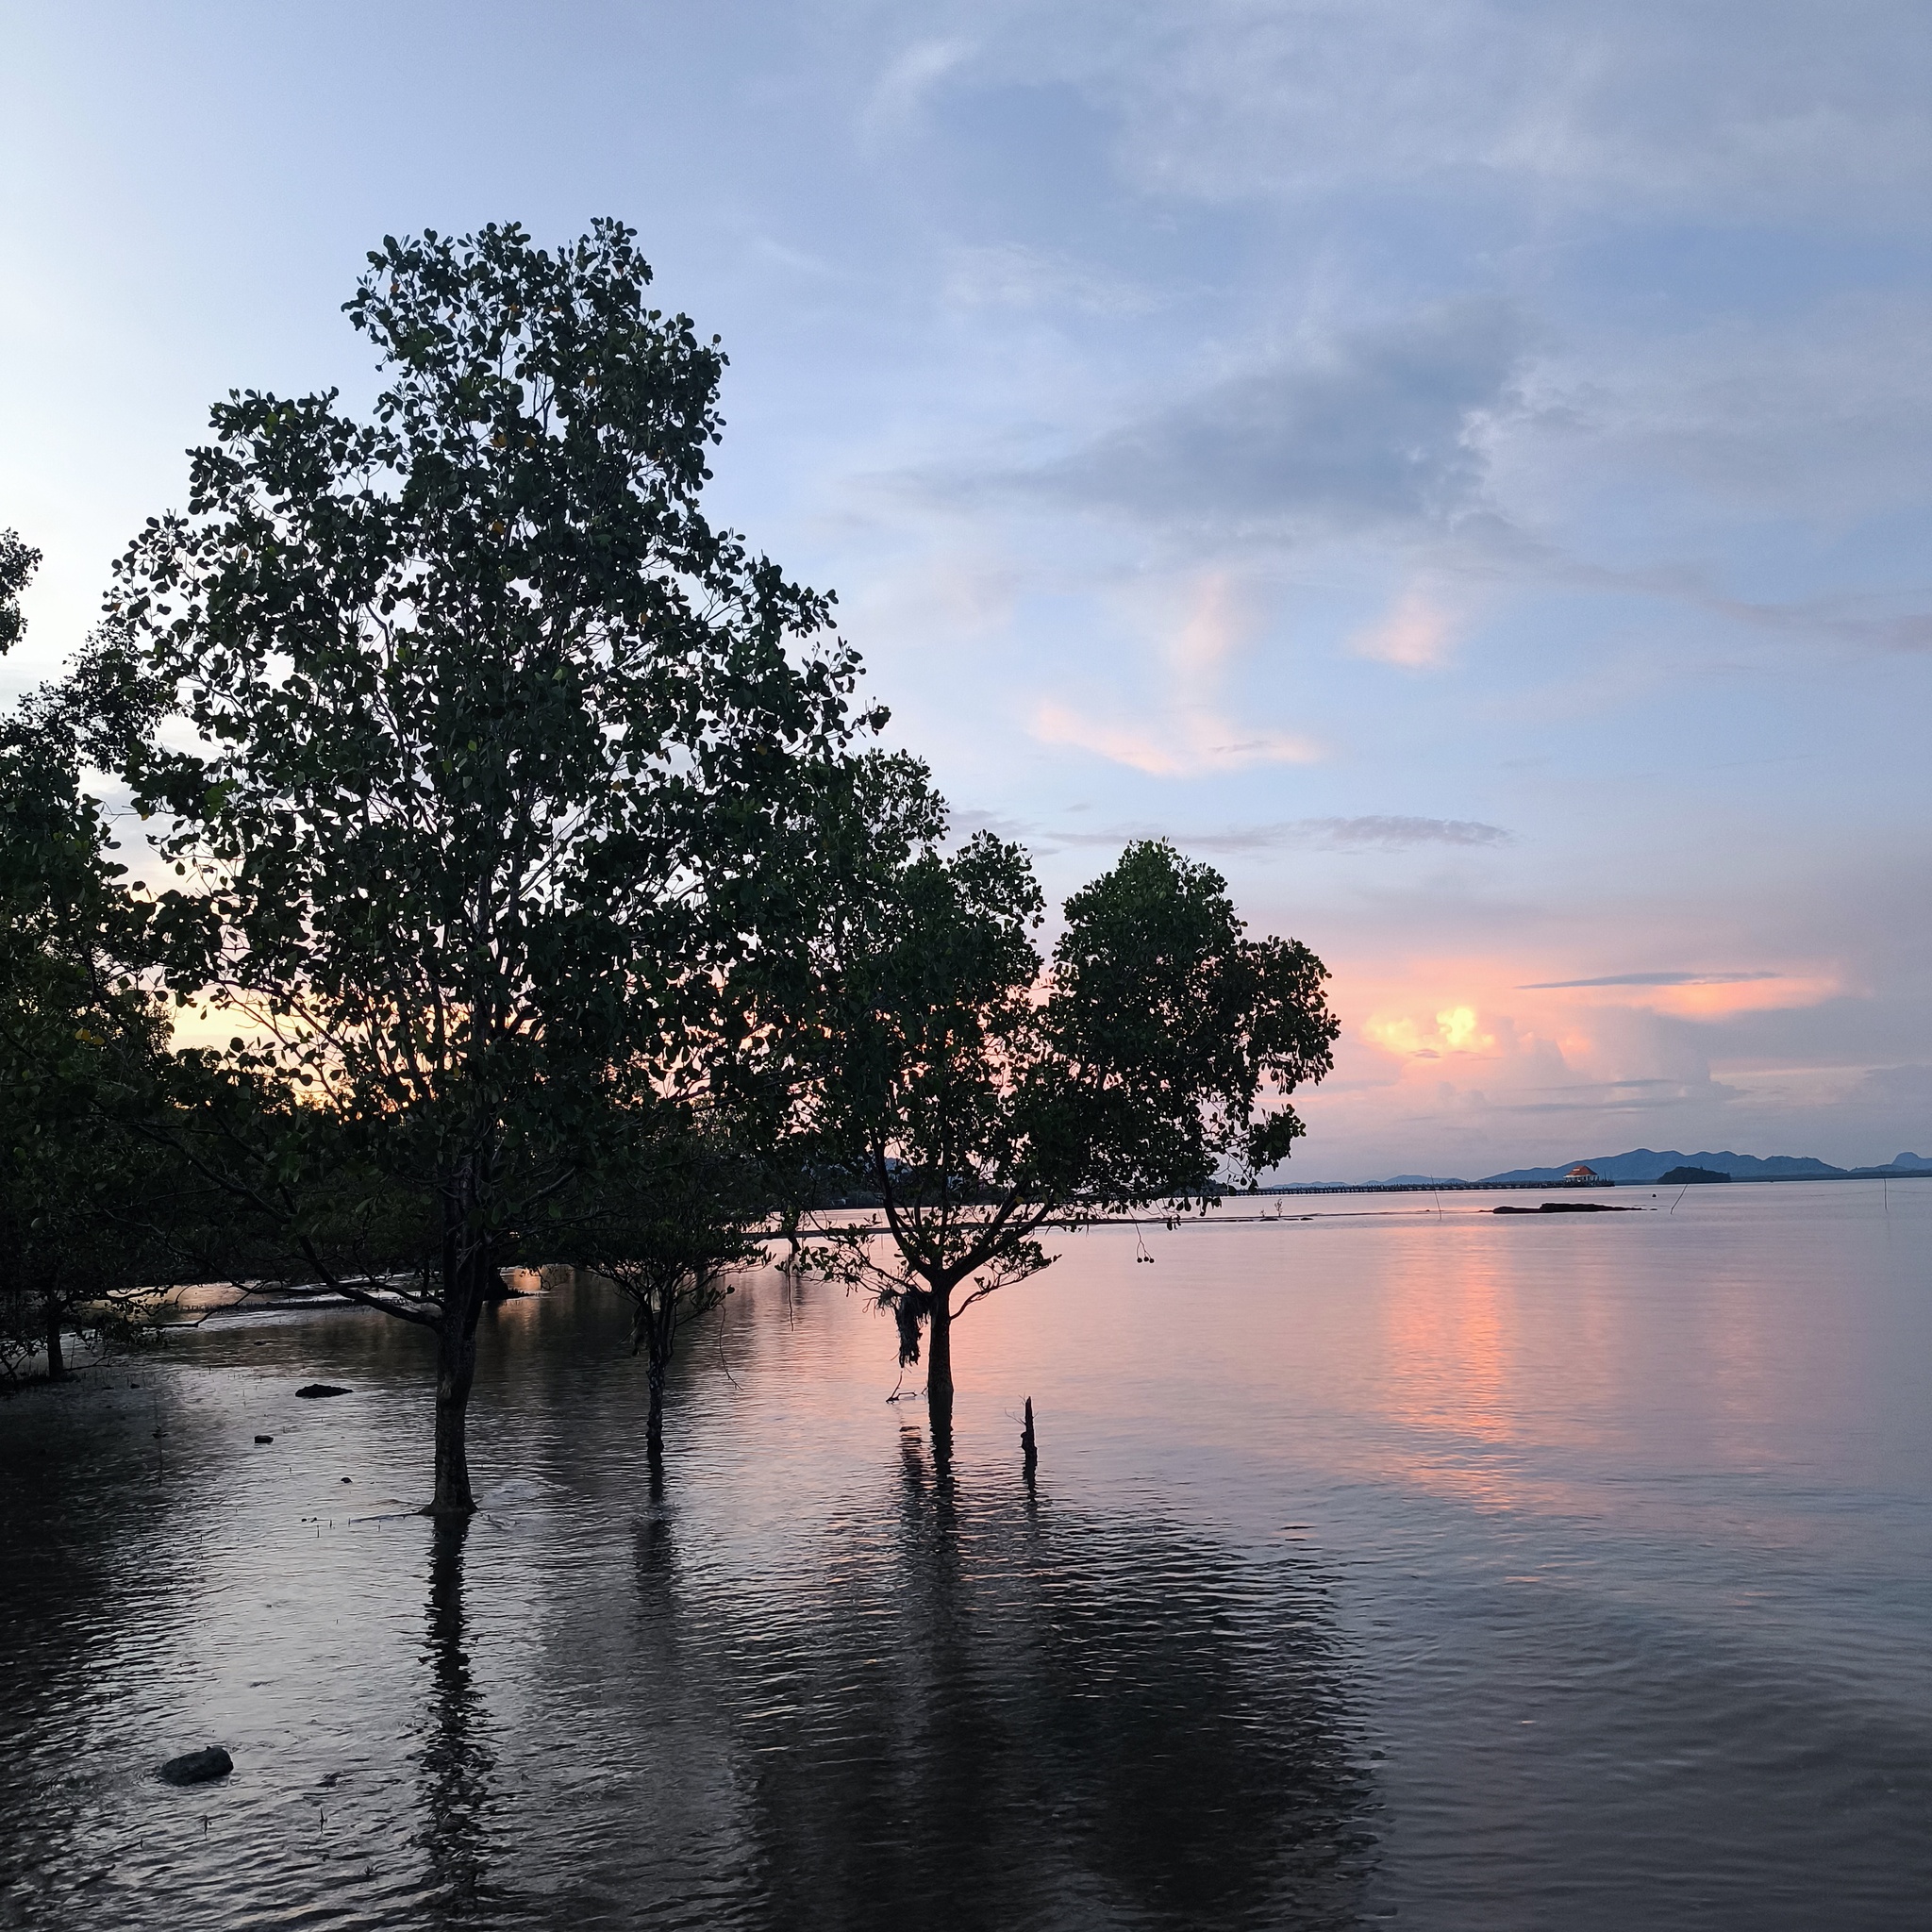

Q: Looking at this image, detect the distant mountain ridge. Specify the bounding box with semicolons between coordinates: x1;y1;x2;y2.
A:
1469;1148;1932;1185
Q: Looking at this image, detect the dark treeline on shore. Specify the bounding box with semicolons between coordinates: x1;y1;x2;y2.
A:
0;221;1338;1510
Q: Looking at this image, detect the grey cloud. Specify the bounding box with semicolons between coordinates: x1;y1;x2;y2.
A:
1469;528;1932;658
872;4;1930;225
958;812;1510;854
1851;1063;1932;1106
1288;816;1511;851
1520;1077;1683;1092
1660;579;1932;658
1493;1086;1747;1115
1518;970;1783;990
1490;300;1932;593
1010;299;1526;534
1047;0;1932;226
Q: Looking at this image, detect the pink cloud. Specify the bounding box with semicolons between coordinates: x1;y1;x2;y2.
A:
1029;571;1322;774
1349;586;1458;669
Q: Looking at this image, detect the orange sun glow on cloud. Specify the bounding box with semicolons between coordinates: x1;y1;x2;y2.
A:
1361;1003;1497;1059
1349;959;1842;1108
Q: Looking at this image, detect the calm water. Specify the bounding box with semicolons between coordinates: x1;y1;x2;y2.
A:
2;1183;1929;1929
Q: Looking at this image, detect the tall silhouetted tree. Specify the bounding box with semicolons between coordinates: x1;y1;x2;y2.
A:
105;223;881;1511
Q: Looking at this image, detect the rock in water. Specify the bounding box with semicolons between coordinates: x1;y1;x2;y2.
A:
160;1746;233;1786
294;1384;350;1399
1494;1202;1631;1214
254;1434;274;1444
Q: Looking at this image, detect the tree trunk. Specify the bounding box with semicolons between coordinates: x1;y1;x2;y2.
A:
924;1278;955;1459
645;1358;666;1458
43;1302;65;1382
430;1196;490;1516
431;1308;479;1515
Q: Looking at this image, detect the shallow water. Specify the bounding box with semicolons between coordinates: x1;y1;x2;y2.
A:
2;1181;1929;1929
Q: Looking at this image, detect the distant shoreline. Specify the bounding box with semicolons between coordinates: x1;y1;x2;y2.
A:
1253;1172;1932;1198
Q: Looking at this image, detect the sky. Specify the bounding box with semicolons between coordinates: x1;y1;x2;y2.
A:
3;0;1929;1180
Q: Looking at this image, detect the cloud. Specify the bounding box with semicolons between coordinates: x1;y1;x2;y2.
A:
865;38;974;135
1010;299;1526;537
972;813;1510;853
1840;1064;1932;1142
855;3;1931;229
1519;970;1783;990
1349;587;1460;669
1075;0;1932;225
1031;700;1319;775
1596;302;1932;517
1364;1003;1498;1059
1297;816;1509;850
1029;569;1322;774
941;242;1158;316
1507;969;1843;1020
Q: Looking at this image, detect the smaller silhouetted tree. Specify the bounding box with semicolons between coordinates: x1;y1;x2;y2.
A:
568;1097;768;1465
805;837;1338;1445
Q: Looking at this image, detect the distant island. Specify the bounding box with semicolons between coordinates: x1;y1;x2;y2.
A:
1378;1149;1932;1186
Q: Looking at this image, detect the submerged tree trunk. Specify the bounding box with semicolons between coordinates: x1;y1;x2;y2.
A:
431;1305;481;1515
645;1357;667;1457
429;1182;491;1517
645;1290;677;1462
924;1276;955;1459
628;1285;675;1468
431;1335;475;1512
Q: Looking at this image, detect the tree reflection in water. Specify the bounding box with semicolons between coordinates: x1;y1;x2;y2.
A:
416;1515;499;1921
720;1427;1377;1932
400;1428;1374;1929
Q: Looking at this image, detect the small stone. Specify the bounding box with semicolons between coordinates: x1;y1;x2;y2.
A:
160;1746;233;1786
294;1384;350;1399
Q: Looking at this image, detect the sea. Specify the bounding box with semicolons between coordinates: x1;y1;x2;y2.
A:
2;1179;1927;1929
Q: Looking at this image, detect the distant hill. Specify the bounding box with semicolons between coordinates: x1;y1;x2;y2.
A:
1846;1152;1932;1177
1382;1174;1468;1185
1474;1148;1932;1185
1479;1148;1849;1185
1658;1166;1729;1184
